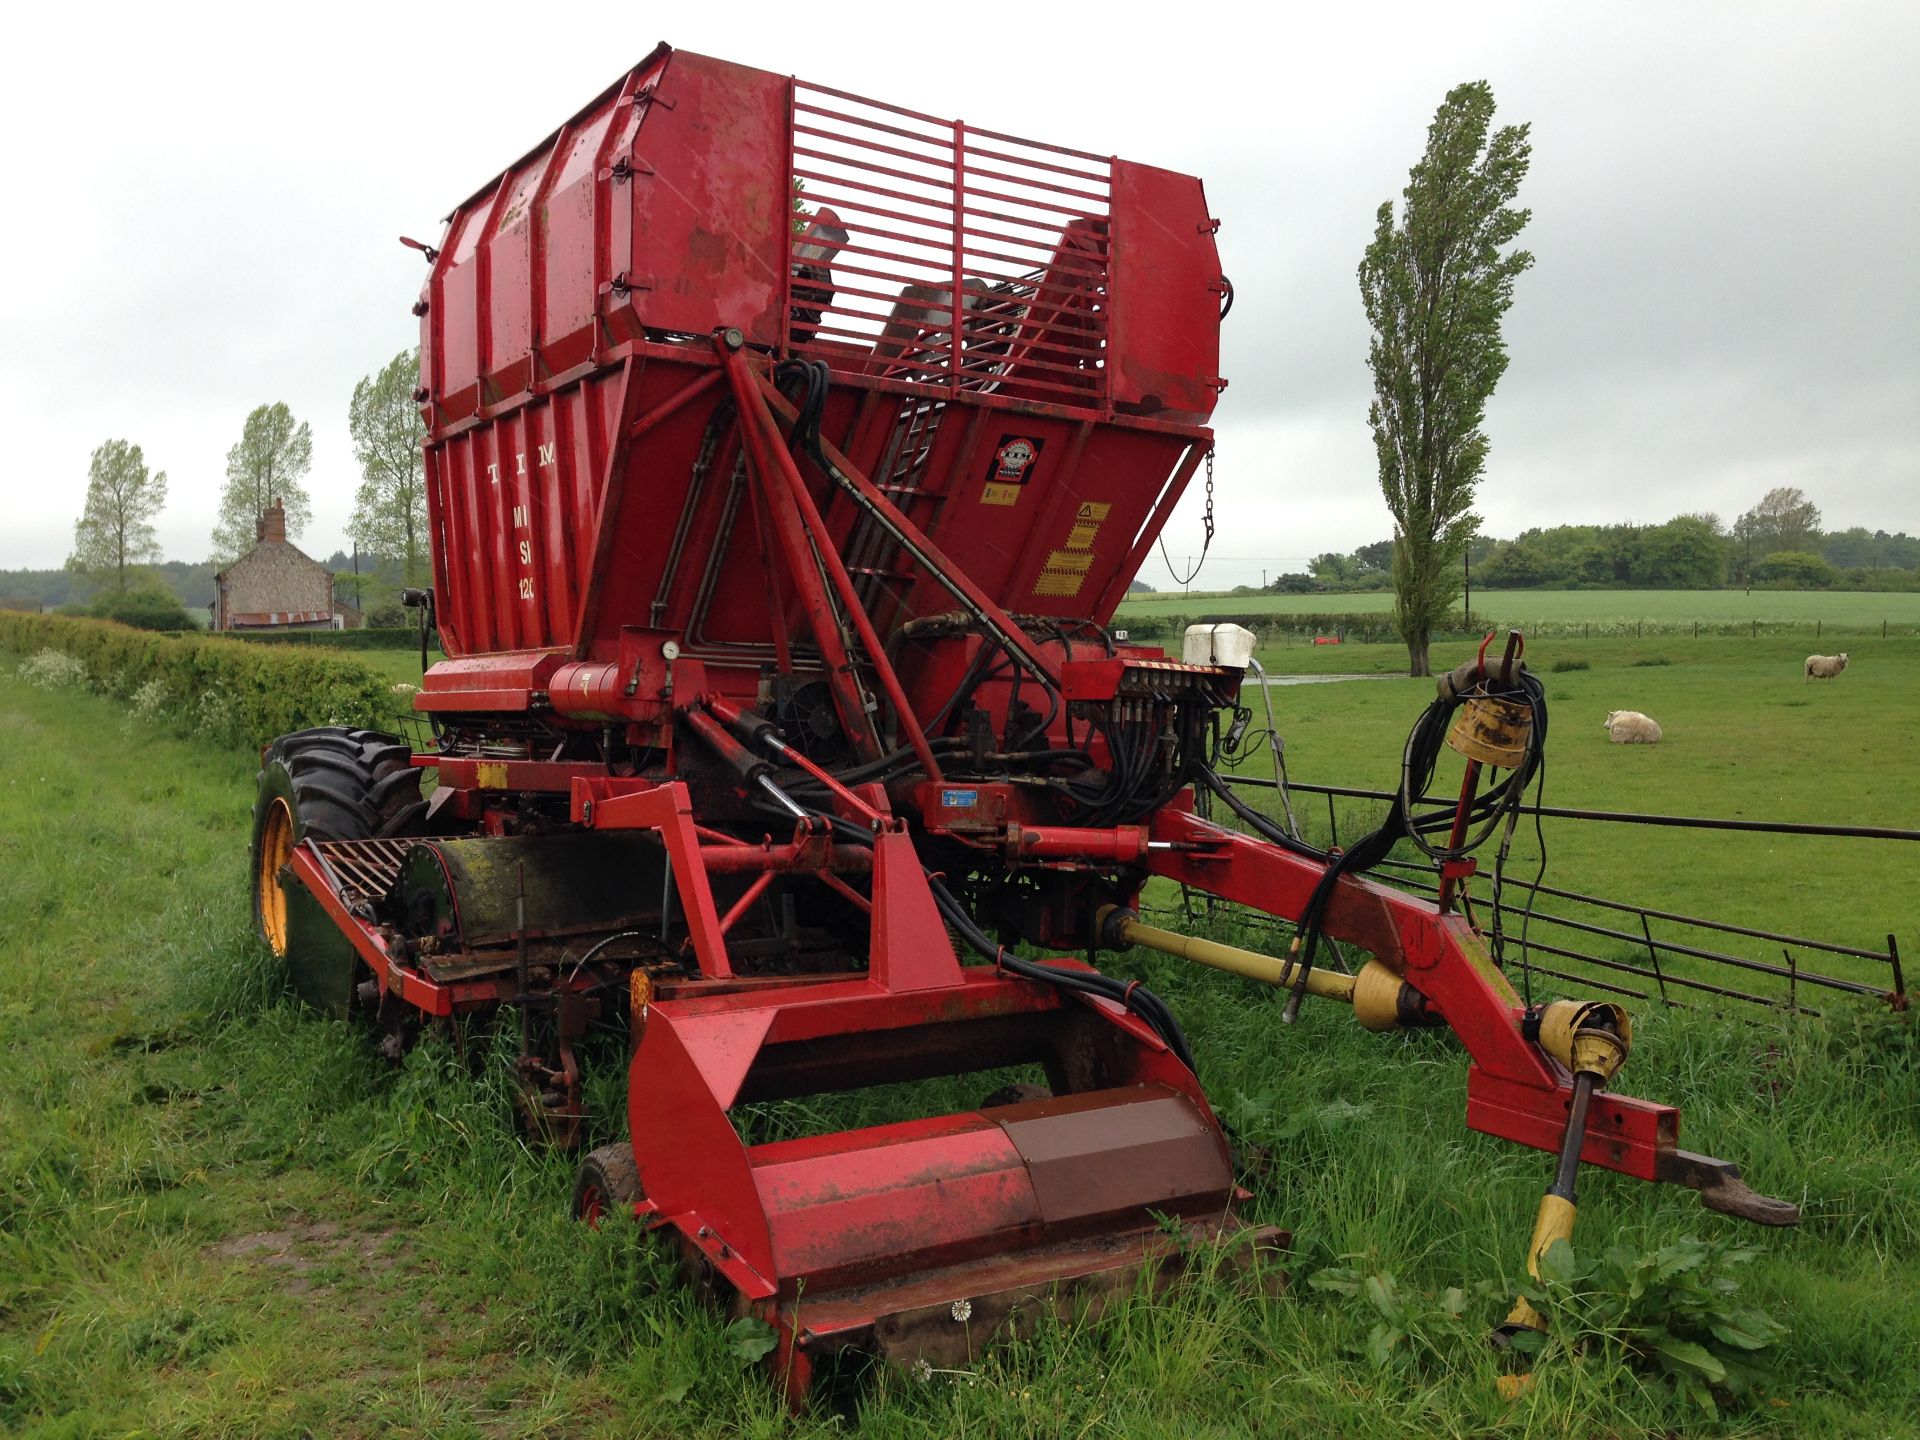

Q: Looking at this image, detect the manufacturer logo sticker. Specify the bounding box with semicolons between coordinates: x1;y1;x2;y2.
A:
981;434;1045;506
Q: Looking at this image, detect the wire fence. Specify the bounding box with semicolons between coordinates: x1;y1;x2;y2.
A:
1185;776;1911;1019
1115;609;1920;644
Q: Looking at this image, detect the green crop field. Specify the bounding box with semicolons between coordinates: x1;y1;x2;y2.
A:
2;643;1917;1437
1117;587;1920;631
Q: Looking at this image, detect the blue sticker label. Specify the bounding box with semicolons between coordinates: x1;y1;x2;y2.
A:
941;789;979;808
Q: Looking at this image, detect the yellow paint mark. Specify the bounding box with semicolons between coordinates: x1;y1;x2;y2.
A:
475;762;509;789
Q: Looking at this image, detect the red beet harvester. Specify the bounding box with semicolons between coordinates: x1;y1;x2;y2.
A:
249;44;1796;1401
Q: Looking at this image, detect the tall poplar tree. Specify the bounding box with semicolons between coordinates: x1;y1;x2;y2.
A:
1359;81;1533;676
68;439;168;593
212;403;313;564
346;349;429;589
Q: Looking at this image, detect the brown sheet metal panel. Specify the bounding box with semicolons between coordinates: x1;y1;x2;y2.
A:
996;1085;1231;1226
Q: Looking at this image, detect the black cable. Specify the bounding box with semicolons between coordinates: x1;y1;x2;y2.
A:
1517;751;1549;1008
1198;665;1550;1014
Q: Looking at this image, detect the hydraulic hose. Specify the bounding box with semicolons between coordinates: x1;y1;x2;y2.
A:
744;768;1197;1072
1196;663;1549;1019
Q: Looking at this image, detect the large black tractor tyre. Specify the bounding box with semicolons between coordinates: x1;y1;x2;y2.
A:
250;726;423;1017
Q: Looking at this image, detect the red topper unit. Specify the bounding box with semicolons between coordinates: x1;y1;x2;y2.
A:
250;43;1796;1404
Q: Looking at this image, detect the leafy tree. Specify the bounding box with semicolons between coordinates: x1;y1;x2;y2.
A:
1359;81;1533;675
1268;571;1319;594
212;403;313;564
1751;550;1834;587
1352;539;1396;574
1641;516;1726;588
1733;487;1821;562
347;350;430;588
67;439;168;594
1309;551;1355;584
88;582;196;631
1478;539;1548;587
1879;530;1920;571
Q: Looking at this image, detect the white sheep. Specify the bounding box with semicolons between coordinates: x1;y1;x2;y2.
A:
1804;652;1849;680
390;682;420;697
1603;710;1662;745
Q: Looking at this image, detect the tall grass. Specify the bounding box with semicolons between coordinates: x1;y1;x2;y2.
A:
1;662;1916;1436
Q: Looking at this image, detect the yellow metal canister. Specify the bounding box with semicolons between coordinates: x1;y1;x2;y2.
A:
1447;694;1532;768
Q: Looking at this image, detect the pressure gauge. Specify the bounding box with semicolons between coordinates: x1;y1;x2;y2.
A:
661;639;682;662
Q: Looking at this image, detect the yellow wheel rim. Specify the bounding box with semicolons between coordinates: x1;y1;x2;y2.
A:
258;797;294;956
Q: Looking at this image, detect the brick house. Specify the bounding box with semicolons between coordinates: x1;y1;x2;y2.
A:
212;499;355;631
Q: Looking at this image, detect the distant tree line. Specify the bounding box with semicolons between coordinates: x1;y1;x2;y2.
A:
1263;489;1920;597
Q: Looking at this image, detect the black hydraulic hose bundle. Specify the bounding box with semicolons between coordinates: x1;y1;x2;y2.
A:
923;864;1196;1074
1197;663;1548;1017
743;771;1197;1072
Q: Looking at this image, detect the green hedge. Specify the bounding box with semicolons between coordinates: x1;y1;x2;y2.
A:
168;626;426;651
1117;611;1474;642
0;612;394;748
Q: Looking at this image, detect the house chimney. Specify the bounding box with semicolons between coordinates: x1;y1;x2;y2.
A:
260;498;287;544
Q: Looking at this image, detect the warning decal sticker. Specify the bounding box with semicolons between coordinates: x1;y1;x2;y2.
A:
1033;501;1112;598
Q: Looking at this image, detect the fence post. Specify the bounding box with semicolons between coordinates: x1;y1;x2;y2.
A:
1817;619;1822;639
1783;947;1799;1013
1889;933;1906;1010
1693;621;1698;639
1752;619;1758;638
1640;912;1669;1005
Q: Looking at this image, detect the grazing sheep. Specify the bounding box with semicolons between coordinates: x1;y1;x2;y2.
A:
1603;710;1662;745
1804;652;1849;680
390;682;419;697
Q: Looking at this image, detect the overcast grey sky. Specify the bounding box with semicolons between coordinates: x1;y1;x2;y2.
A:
1;1;1914;590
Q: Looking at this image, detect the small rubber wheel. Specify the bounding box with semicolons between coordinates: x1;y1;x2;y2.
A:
573;1143;642;1226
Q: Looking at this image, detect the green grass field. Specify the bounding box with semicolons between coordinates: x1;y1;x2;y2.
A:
1117;588;1920;631
1;647;1917;1437
1223;635;1920;987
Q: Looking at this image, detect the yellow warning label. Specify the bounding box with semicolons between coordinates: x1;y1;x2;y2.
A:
475;762;509;789
981;483;1023;507
1031;501;1113;600
1034;548;1096;597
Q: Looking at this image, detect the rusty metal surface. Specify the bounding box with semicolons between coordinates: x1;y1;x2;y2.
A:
788;1217;1287;1369
308;838;414;911
396;832;665;949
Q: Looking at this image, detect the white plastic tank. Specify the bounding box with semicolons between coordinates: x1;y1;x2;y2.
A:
1182;622;1257;668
